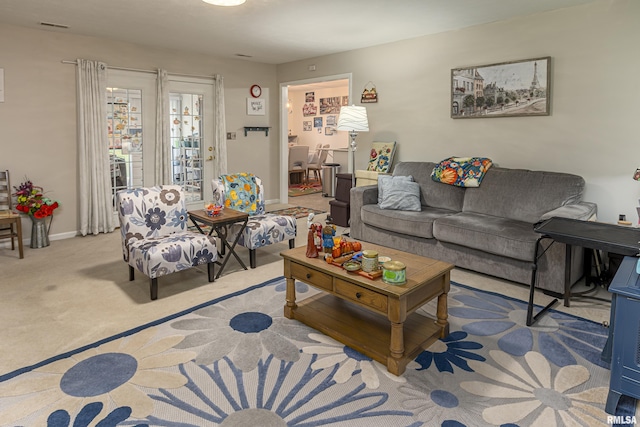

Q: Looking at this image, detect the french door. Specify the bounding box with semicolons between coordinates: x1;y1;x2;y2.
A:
168;78;215;209
105;71;215;217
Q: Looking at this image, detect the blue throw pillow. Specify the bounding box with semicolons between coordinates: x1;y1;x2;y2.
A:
378;175;414;205
379;180;422;211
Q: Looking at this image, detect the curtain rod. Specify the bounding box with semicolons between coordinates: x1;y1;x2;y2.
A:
61;60;216;80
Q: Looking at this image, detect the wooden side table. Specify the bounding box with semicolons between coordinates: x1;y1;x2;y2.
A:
188;208;249;279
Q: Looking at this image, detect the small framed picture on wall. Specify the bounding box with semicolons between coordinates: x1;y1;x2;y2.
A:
303;121;312;131
313;117;323;128
247;98;266;116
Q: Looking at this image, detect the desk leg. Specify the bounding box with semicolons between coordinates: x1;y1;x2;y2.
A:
564;244;572;307
527;236;559;326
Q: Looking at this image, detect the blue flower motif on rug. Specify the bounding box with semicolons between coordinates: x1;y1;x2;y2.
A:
414;331;486;373
171;286;317;371
448;283;609;368
302;332;407;389
460;350;609;426
47;402;148;427
0;328;195;425
146;354;418;426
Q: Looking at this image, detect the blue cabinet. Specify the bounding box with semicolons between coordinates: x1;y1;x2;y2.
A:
606;256;640;413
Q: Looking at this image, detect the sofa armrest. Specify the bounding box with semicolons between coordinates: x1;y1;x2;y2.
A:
349;184;378;239
539;202;598;222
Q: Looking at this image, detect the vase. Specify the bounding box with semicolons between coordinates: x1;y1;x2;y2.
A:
30;216;50;249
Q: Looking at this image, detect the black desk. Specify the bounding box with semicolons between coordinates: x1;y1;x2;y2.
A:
527;217;640;326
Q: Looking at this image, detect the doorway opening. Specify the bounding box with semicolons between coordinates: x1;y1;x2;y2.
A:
279;74;352;215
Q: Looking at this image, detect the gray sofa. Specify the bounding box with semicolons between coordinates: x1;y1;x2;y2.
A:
350;161;597;294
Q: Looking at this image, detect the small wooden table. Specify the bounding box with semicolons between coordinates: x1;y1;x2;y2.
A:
281;243;454;375
188;208;249;279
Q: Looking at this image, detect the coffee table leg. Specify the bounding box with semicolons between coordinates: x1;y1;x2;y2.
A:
436;292;450;338
284;277;296;319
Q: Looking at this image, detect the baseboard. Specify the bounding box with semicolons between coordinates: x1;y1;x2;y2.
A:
0;230;79;249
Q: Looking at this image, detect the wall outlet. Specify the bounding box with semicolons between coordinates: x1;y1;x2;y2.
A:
227;132;236;140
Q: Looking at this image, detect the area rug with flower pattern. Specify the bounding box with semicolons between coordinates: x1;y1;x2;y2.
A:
0;277;634;426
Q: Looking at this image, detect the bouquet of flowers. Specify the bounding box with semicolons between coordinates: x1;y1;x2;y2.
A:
13;179;59;218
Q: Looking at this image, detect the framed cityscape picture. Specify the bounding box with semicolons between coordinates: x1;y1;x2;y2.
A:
451;56;551;119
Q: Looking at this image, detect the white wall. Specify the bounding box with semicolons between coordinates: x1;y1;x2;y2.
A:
277;0;640;223
0;23;281;239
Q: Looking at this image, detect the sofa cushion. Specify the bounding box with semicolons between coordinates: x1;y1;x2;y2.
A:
433;212;539;261
362;204;456;239
462;167;585;224
393;162;466;212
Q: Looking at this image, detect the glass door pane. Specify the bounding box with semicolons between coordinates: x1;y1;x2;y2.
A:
170;93;204;202
107;88;144;203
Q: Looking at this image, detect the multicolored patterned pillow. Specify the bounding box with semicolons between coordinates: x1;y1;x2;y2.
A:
220;173;262;214
431;157;493;187
367;141;397;172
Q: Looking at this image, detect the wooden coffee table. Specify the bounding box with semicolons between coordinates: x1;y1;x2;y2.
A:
281;243;454;375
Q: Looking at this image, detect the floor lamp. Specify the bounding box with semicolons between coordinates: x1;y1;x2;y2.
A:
336;105;369;188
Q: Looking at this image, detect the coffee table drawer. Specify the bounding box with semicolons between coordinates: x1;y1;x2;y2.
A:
335;278;388;313
291;263;333;291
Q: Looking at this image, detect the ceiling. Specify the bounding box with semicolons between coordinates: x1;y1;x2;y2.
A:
0;0;598;65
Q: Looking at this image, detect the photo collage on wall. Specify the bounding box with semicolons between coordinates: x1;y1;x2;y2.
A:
302;92;349;134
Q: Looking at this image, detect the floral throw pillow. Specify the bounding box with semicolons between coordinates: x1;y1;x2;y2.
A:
367;141;397;173
431;157;493;187
221;173;261;215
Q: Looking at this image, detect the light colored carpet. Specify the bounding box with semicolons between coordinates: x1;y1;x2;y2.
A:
0;212;611;378
0;276;621;425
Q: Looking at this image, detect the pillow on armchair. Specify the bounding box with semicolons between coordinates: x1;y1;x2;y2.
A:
367;141;397;173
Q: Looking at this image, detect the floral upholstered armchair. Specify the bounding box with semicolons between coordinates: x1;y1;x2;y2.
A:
212;173;297;268
116;185;217;300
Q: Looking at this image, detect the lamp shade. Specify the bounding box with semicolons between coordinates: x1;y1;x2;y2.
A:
337;105;369;132
202;0;246;5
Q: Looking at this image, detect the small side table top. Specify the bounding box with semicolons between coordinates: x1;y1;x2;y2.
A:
188;208;249;228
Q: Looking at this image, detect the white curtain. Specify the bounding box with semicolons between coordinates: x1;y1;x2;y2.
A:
155;69;171;185
76;59;115;236
213;74;227;176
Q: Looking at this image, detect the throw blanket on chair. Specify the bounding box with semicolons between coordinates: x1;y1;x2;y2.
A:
220;173;261;215
431;156;493;187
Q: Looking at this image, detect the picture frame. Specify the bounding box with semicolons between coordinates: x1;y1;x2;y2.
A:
305;92;315;102
303;103;317;116
324;127;334;136
451;56;550;119
303;121;312;131
319;97;341;114
314;117;323;128
326;115;336;126
247;98;266;116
